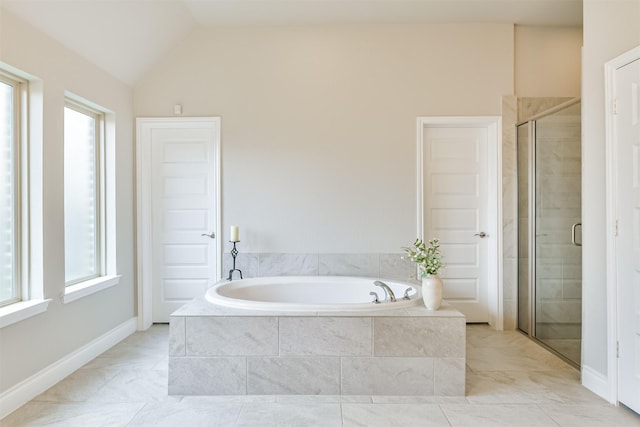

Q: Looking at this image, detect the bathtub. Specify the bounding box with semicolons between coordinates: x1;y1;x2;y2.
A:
171;275;466;396
205;276;421;311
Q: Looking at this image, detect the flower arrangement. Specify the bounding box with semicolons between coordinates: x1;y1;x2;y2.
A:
403;238;443;277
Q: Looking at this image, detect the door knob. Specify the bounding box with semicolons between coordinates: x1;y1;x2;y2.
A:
201;232;216;239
474;232;487;238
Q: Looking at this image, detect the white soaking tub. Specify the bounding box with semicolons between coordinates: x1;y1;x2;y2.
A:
205;276;421;312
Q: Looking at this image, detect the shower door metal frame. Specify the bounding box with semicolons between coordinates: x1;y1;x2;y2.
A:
516;119;537;338
516;98;582;368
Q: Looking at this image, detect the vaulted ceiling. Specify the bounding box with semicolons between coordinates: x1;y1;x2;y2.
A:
1;0;583;86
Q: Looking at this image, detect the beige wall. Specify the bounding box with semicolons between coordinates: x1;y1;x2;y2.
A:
134;23;515;254
582;0;640;394
515;26;582;97
0;9;135;393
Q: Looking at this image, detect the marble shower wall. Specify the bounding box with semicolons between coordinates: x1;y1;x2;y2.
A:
502;96;518;330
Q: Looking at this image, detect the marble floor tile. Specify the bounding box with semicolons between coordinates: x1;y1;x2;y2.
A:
466;325;531;348
0;401;144;427
275;394;342;403
372;395;469;404
466;341;569;372
126;400;242;427
80;352;166;373
87;369;171;403
235;402;342;427
32;368;118;403
539;403;640;426
466;370;565;405
181;395;277;404
441;403;557;426
342;403;450;427
89;346;167;378
371;395;439;404
119;324;169;349
523;370;610;406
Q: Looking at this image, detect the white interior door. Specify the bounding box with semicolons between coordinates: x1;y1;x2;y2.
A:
615;57;640;413
137;118;220;324
421;123;492;322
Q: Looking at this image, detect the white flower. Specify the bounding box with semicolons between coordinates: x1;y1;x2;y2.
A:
402;238;444;277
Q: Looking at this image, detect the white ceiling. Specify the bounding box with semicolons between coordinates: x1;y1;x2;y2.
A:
1;0;583;86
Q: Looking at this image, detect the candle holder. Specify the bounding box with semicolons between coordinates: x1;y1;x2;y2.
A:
227;241;243;281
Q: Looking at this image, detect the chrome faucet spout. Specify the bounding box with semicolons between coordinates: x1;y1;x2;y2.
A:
373;280;396;302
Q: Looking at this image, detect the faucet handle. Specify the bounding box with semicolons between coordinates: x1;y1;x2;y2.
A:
403;287;414;300
369;291;380;304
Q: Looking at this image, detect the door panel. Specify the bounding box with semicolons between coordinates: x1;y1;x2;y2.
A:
139;119;220;323
616;58;640;413
423;126;489;322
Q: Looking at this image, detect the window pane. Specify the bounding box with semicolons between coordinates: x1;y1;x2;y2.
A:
64;106;98;283
0;81;16;305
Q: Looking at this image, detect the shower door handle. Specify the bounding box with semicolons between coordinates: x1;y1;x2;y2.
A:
571;223;582;247
474;232;487;238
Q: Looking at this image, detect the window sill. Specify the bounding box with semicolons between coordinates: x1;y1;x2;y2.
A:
63;275;121;304
0;299;52;329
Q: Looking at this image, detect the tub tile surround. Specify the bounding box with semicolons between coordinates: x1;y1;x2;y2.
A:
223;252;418;283
169;300;465;396
279;317;372;356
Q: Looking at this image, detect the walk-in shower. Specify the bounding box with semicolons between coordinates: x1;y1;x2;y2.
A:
517;99;582;367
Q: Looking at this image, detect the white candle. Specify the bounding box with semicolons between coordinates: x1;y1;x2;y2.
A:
230;225;239;242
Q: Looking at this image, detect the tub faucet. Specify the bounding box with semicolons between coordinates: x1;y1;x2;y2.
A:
369;292;380;304
373;281;396;302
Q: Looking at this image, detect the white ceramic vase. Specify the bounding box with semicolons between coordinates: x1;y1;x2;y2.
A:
421;275;443;310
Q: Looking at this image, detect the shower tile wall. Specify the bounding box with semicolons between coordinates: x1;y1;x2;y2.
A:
502;96;518;330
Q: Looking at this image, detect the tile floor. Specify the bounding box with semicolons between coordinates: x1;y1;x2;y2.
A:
3;324;640;426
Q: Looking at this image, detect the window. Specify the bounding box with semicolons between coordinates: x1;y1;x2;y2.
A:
0;72;21;308
0;66;50;328
64;101;103;285
62;94;119;303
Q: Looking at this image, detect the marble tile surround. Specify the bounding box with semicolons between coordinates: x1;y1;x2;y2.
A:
169;300;465;396
222;252;418;284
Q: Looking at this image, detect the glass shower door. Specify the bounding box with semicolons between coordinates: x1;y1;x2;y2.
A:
517;100;582;367
533;102;582;365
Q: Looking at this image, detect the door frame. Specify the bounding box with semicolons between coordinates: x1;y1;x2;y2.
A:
605;45;640;405
416;116;503;329
135;117;221;330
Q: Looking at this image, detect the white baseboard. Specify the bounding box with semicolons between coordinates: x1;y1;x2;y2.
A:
0;317;137;420
582;364;615;404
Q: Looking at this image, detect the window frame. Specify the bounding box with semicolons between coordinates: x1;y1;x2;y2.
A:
63;99;105;286
62;92;120;304
0;64;50;329
0;70;24;308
